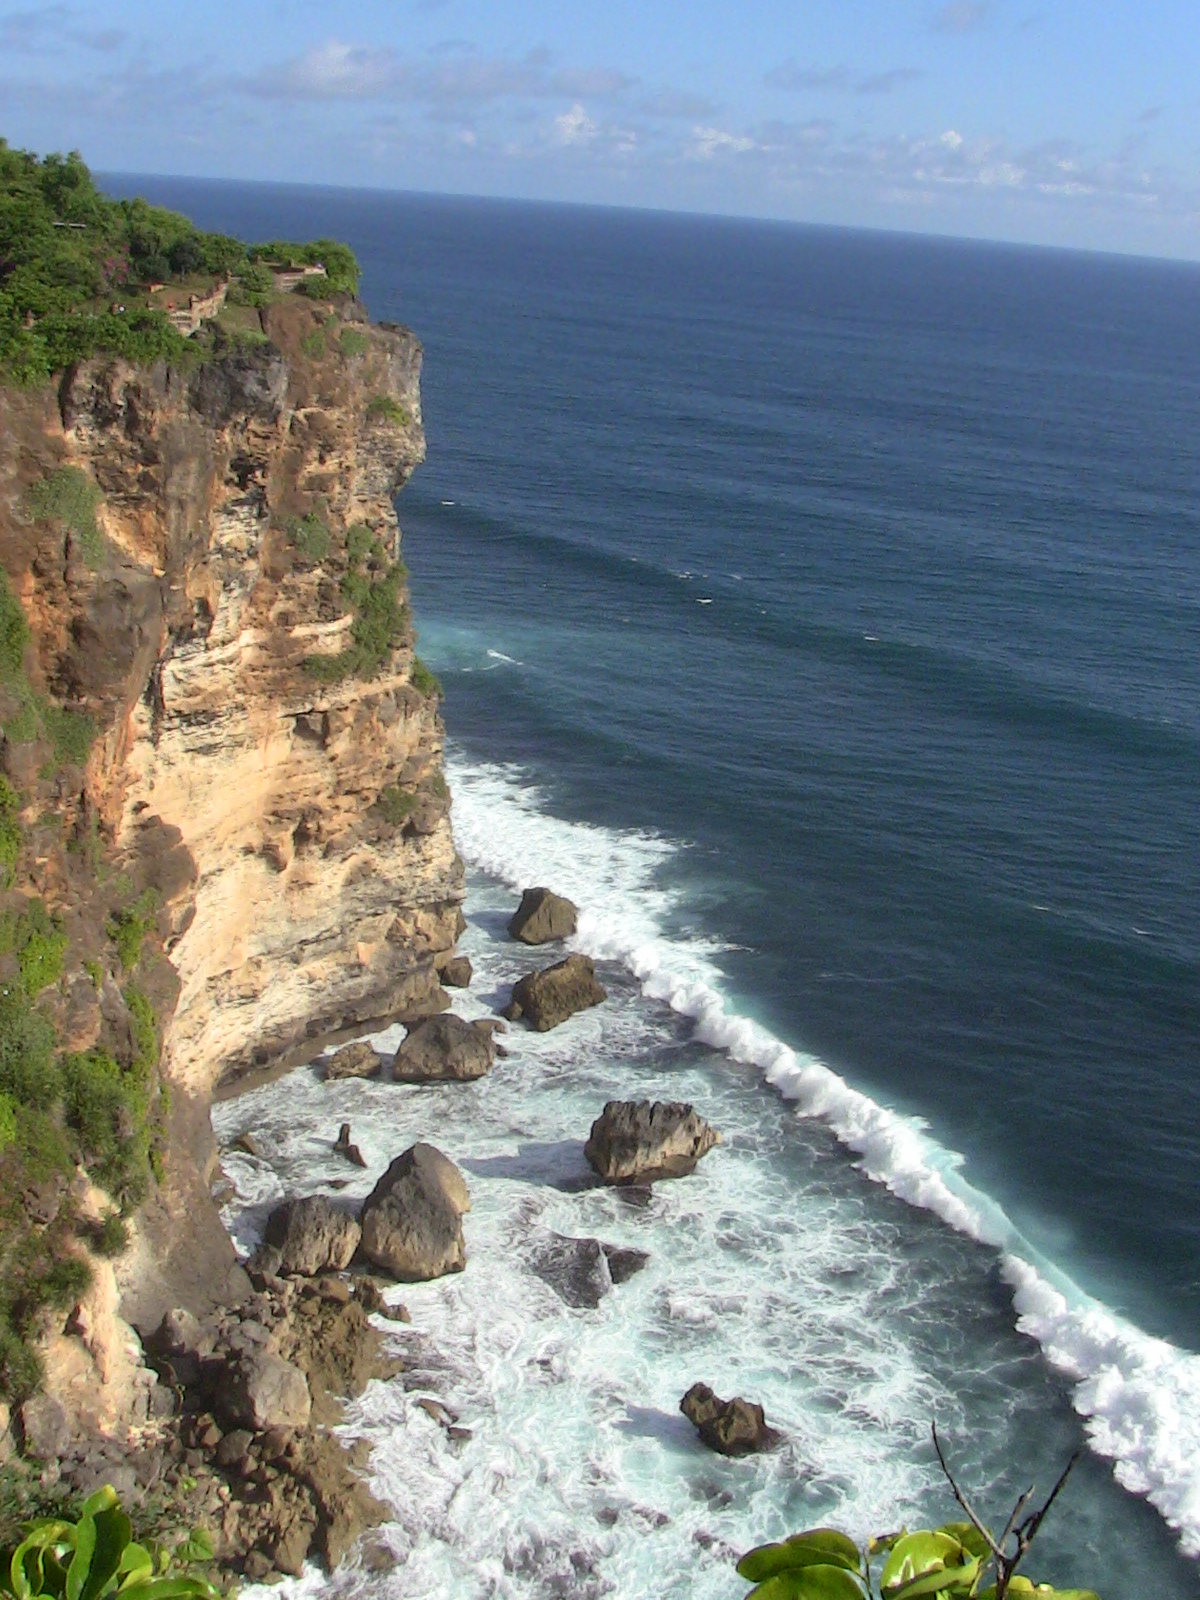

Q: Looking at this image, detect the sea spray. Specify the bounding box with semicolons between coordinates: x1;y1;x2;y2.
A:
444;750;1200;1564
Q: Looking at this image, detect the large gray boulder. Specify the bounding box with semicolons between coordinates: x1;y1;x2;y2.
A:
261;1195;361;1276
584;1100;721;1184
392;1014;495;1082
324;1040;382;1080
528;1234;650;1308
359;1143;470;1281
225;1350;312;1431
508;887;578;945
504;954;606;1031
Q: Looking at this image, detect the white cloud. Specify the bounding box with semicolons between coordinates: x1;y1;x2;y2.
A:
691;125;758;160
553;104;597;145
941;129;964;149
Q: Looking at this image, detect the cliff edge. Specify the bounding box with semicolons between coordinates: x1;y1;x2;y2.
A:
0;291;463;1381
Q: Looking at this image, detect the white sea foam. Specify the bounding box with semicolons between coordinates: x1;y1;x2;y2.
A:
446;751;1200;1560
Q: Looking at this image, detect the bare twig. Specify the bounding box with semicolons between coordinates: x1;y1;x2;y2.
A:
930;1425;1081;1600
931;1424;1004;1561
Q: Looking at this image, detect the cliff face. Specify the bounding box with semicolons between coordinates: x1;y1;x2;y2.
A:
0;293;464;1330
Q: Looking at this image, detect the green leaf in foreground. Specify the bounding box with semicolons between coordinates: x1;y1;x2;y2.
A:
745;1565;868;1600
739;1529;865;1582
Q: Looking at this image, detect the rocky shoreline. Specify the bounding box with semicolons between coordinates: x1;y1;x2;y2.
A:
0;283;761;1586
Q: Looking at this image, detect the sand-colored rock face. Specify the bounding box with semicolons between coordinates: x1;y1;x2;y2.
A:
4;297;464;1100
0;294;464;1342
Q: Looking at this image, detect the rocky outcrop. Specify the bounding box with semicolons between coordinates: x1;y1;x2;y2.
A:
680;1382;780;1456
0;285;466;1562
584;1100;722;1183
504;953;606;1031
359;1142;470;1280
508;886;578;944
392;1012;495;1081
257;1195;361;1277
528;1234;649;1309
324;1040;382;1080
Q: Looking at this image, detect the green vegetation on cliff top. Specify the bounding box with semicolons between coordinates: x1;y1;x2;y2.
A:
0;138;359;385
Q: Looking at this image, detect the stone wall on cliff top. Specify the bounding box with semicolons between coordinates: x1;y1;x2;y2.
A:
0;293;464;1331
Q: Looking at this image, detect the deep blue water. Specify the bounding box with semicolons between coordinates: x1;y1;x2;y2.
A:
106;175;1200;1591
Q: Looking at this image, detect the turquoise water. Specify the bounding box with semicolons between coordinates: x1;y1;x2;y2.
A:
116;175;1200;1594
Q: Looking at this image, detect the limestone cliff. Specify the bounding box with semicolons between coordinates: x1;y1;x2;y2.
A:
0;293;464;1337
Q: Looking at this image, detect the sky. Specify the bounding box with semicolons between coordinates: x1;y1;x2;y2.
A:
3;0;1200;258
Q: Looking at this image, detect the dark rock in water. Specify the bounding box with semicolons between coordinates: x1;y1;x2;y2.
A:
529;1234;651;1308
392;1013;494;1081
334;1123;367;1167
504;953;606;1031
359;1142;470;1281
232;1131;262;1157
604;1245;651;1285
585;1100;721;1184
508;886;578;945
680;1383;780;1456
260;1195;361;1276
324;1040;382;1080
440;955;473;988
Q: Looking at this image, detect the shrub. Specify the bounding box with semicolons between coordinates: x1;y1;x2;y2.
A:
25;468;104;566
0;1482;221;1600
124;985;157;1071
299;328;325;359
0;988;58;1108
411;655;442;698
106;901;154;970
0;1092;14;1152
40;702;96;766
304;561;408;683
339;327;369;357
60;1047;151;1198
733;1428;1100;1600
0;571;29;680
345;522;374;565
0;778;20;888
374;785;416;826
365;393;410;426
0;899;68;996
91;1212;129;1257
288;512;331;565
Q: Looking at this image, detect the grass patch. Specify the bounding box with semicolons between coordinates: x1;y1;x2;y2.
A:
0;780;20;889
106;892;156;971
0;900;67;997
339;327;370;357
373;785;417;826
41;702;96;767
304;561;408;684
25;468;104;567
365;393;410;426
287;512;331;566
299;328;325;359
411;655;442;698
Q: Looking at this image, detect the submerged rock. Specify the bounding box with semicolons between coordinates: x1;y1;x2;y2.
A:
504;953;606;1031
507;886;578;945
260;1195;361;1276
359;1143;470;1280
680;1383;780;1456
584;1100;721;1184
392;1013;495;1081
528;1234;650;1308
324;1040;382;1080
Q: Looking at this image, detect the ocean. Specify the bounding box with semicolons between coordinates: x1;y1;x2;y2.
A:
107;174;1200;1597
